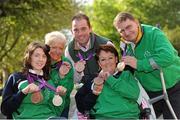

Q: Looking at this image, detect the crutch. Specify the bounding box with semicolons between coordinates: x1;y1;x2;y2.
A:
148;69;178;119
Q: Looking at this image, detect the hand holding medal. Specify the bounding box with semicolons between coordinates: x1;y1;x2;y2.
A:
92;77;104;95
20;82;43;104
52;93;63;106
74;60;86;73
117;62;125;71
75;52;94;73
28;83;43;104
98;70;110;81
31;91;43;104
59;62;71;78
52;86;67;106
56;86;67;96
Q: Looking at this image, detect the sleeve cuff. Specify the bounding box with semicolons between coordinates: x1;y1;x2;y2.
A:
137;59;153;72
105;75;117;86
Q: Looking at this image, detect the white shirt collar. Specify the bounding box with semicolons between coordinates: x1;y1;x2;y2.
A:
29;69;43;76
77;38;91;52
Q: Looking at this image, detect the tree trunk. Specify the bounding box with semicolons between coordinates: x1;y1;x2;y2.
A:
2;67;9;87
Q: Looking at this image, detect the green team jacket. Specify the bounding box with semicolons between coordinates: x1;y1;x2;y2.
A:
13;79;62;119
50;56;74;113
127;24;180;91
91;71;140;119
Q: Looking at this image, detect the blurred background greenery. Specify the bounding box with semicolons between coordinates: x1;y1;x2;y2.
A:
0;0;179;87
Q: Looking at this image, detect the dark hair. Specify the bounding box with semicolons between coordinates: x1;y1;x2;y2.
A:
95;44;119;64
72;12;91;28
113;12;135;27
22;41;51;80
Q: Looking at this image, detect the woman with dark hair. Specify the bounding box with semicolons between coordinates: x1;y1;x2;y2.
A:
75;44;140;119
1;41;66;119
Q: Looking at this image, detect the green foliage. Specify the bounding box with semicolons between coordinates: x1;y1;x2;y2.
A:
85;0;123;48
84;0;180;53
126;0;180;29
164;26;180;55
0;0;80;76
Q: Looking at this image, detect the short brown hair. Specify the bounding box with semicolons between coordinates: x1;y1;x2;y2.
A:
72;12;91;28
113;12;135;27
96;44;119;63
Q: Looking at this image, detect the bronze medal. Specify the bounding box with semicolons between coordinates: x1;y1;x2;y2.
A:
94;77;104;86
93;77;104;95
59;64;70;77
52;94;63;106
75;61;85;72
31;91;43;104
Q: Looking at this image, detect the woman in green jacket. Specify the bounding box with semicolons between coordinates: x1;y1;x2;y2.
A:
1;41;65;119
76;44;140;119
45;31;74;118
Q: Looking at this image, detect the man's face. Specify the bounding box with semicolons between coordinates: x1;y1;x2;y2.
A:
71;19;92;46
115;19;139;42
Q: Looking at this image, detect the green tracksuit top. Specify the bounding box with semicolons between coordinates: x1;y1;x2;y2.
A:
50;56;74;113
91;71;140;119
13;79;62;119
128;24;180;91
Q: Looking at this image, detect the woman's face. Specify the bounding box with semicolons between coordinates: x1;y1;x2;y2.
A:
31;48;47;71
98;50;118;74
49;40;65;62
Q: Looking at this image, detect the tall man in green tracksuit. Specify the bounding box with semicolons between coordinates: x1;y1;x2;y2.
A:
113;12;180;119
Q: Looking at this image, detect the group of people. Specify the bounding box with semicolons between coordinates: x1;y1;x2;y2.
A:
1;11;180;119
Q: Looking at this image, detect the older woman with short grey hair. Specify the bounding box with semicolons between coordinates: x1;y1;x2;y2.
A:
45;31;74;118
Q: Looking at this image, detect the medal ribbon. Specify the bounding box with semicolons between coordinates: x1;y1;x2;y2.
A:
77;52;94;61
37;79;56;92
123;44;127;56
27;74;56;92
51;61;62;69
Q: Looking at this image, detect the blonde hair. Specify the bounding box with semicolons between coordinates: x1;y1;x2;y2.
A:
45;31;67;46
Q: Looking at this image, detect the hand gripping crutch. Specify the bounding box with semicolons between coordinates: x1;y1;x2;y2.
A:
148;69;177;119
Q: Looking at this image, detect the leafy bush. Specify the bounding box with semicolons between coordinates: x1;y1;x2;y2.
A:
164;26;180;56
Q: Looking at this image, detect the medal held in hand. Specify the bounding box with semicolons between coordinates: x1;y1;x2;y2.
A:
59;63;70;77
52;94;63;106
93;77;104;95
75;52;94;73
117;62;125;71
75;60;86;73
31;91;43;104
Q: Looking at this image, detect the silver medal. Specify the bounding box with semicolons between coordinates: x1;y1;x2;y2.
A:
52;94;63;106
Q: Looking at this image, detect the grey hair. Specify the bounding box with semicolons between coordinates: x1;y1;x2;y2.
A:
45;31;67;46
